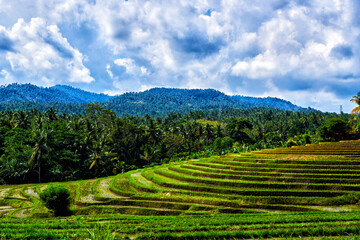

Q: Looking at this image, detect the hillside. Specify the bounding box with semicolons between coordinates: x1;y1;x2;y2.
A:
104;88;311;116
0;83;111;103
0;84;310;115
1;140;360;239
232;95;303;111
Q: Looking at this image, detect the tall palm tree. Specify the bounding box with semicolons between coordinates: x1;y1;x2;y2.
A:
351;92;360;117
29;129;52;183
11;111;30;129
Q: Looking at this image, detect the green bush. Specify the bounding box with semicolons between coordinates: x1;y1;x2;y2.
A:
327;192;360;206
39;185;72;216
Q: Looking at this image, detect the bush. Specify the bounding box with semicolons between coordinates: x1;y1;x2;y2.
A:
39;185;72;216
327;192;360;206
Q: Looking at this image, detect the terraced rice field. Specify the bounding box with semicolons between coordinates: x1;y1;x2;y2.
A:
1;140;360;239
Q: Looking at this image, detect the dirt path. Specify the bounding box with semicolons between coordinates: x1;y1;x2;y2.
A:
96;178;125;199
10;188;27;200
0;188;10;198
24;186;39;199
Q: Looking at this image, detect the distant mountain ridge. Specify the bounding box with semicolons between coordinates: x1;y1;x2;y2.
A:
0;83;111;103
0;84;313;115
231;95;303;112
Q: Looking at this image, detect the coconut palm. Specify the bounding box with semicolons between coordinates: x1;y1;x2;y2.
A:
350;92;360;117
29;129;53;183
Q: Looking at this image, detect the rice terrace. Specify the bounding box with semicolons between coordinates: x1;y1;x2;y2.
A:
2;140;360;239
2;1;360;239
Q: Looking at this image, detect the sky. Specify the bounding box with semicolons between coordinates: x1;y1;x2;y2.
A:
0;0;359;113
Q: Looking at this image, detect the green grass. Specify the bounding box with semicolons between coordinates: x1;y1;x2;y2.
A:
2;140;360;239
1;211;360;239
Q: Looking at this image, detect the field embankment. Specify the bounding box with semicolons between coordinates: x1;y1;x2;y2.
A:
1;140;360;239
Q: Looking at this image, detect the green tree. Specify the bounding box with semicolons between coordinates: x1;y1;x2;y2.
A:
225;119;253;143
212;137;234;155
350;92;360;117
29;129;53;183
319;117;350;141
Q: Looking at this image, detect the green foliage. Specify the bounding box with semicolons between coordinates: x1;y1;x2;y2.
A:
0;83;111;104
285;139;298;147
212;137;234;155
0;84;311;116
2;212;360;239
354;122;360;133
327;192;360;205
0;101;356;184
39;185;72;216
319;117;350;141
225;118;253;143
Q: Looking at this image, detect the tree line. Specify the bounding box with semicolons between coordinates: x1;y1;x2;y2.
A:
0;104;357;184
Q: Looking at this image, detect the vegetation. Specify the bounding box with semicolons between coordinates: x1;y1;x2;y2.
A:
319;117;351;141
0;83;310;116
0;104;356;184
1;140;360;238
351;92;360;117
39;185;72;216
1;85;360;238
0;83;111;104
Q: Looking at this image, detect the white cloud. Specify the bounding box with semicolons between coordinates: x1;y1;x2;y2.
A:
3;17;94;85
230;1;359;87
0;0;359;112
0;0;11;13
0;69;15;85
260;85;347;113
114;58;136;74
37;0;90;25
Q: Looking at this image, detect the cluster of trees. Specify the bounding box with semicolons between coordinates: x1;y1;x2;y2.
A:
0;104;358;185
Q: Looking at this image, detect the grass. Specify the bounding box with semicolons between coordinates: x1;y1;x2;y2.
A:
2;211;360;239
2;139;360;239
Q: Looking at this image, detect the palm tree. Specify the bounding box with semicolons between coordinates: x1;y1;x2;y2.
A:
11;111;30;129
351;92;360;117
29;129;52;183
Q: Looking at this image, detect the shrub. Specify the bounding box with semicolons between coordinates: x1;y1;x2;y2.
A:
327;192;360;206
39;185;72;216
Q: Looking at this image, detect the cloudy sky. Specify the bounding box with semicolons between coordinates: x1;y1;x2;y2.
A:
0;0;359;113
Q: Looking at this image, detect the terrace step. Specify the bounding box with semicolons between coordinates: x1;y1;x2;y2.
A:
155;167;360;192
191;161;360;175
142;169;346;198
93;178;127;201
183;163;360;179
173;165;360;184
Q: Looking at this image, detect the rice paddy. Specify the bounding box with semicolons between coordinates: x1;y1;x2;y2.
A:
1;140;360;239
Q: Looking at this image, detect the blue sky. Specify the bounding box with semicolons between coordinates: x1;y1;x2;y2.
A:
0;0;359;113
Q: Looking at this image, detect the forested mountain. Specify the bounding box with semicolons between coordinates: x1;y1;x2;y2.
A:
104;88;312;116
0;83;111;103
231;95;302;111
0;84;312;116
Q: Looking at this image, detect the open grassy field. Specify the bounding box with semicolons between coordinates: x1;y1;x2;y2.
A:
1;140;360;239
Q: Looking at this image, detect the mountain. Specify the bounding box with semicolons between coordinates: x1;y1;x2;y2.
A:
0;83;111;103
103;88;239;116
0;84;312;115
231;95;303;111
103;88;311;116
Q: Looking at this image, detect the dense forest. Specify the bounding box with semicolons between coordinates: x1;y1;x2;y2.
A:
0;84;310;116
0;84;111;104
0;104;356;185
